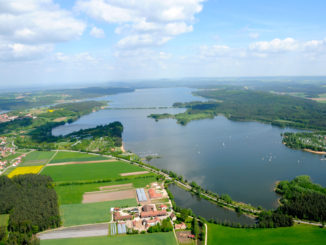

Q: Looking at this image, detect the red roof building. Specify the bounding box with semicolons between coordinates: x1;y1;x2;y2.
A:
140;210;167;218
148;188;162;199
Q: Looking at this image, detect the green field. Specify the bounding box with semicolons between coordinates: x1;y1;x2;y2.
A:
41;232;177;245
21;151;56;166
55;176;157;204
0;214;9;227
49;151;108;164
61;199;137;227
42;161;147;182
208;223;326;245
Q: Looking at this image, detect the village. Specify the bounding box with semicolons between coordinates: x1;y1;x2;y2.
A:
0;136;27;172
0;113;18;123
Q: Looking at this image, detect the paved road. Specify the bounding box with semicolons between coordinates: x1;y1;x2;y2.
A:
38;223;108;240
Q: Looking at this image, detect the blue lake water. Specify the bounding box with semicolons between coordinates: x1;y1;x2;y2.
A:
53;87;326;213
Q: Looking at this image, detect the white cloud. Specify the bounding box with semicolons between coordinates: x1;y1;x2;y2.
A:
249;38;299;53
75;0;204;49
0;41;52;61
0;0;85;61
199;37;326;61
90;26;105;38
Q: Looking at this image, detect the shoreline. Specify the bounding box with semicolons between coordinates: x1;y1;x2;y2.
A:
120;143;126;153
303;149;326;155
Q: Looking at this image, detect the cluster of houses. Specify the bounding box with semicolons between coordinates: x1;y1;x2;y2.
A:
0;137;25;171
0;113;18;123
112;203;173;231
111;182;175;232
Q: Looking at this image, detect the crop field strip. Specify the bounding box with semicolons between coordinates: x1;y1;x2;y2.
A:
49;151;108;164
40;232;178;245
20;151;56;166
54;176;157;204
41;160;150;182
7;165;44;178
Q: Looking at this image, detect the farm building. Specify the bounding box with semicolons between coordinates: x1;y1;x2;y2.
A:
148;188;162;199
140;210;167;218
113;212;133;221
142;204;154;212
136;188;147;202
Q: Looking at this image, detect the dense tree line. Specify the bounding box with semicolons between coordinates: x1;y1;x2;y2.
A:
147;218;173;233
0;118;33;135
0;175;60;244
276;176;326;222
258;211;293;228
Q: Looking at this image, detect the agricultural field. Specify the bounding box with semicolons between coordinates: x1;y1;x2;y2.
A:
61;199;137;227
55;176;157;204
42;161;149;182
0;214;9;227
49;151;108;164
21;151;56;166
208;223;326;245
7;165;44;178
41;232;177;245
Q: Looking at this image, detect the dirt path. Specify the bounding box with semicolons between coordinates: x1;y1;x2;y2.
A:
47;159;116;166
47;150;58;164
120;171;149;176
204;223;208;245
37;223;108;240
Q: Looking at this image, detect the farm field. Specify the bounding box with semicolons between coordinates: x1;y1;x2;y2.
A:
49;151;108;164
42;161;149;182
7;165;44;178
55;176;157;204
61;199;137;227
0;214;9;227
208;223;326;245
41;232;177;245
21;151;56;166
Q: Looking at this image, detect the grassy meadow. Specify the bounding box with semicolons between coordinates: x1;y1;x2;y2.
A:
42;161;146;182
55;176;157;204
49;151;108;163
0;214;9;227
61;199;137;227
208;223;326;245
41;232;177;245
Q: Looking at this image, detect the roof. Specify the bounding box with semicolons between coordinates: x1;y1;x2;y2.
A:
142;204;154;212
148;188;162;199
140;210;167;218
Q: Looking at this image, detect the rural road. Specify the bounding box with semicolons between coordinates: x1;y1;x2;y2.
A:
38;223;108;240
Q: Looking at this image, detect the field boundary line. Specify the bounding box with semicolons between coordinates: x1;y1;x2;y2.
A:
47;150;58;164
37;222;110;235
46;159;116;166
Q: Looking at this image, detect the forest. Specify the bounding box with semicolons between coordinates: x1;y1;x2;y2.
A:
0;175;60;244
15;121;123;152
0;87;134;110
275;176;326;222
149;88;326;129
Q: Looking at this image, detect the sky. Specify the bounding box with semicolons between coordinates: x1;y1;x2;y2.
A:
0;0;326;86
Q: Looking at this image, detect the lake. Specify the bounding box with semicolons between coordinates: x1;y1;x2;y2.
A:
53;87;326;212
